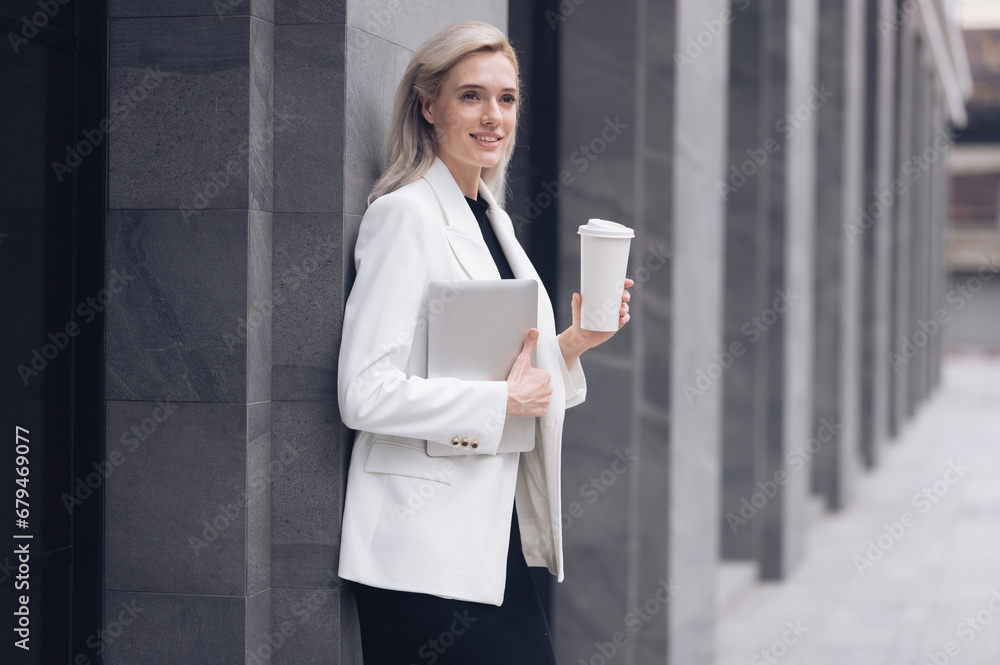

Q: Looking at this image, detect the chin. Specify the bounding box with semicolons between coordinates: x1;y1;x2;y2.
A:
476;154;503;169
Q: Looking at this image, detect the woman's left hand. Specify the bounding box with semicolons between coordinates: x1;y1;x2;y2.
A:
558;278;633;366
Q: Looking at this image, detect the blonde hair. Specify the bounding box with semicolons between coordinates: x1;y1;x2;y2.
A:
367;21;521;205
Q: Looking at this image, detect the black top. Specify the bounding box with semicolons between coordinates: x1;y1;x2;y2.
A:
465;195;515;280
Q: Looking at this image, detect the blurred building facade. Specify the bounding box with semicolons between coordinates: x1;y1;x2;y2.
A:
947;19;1000;350
0;0;969;664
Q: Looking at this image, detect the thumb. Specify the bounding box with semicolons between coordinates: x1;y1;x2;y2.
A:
508;328;539;380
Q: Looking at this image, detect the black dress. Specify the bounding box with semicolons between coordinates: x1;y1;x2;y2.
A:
350;195;557;665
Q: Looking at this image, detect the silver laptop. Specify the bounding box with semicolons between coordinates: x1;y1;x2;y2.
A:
425;279;538;456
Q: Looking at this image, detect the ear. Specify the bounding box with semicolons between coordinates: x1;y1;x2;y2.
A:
419;96;434;125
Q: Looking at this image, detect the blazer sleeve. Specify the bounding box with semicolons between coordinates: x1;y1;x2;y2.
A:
338;195;509;455
558;349;587;409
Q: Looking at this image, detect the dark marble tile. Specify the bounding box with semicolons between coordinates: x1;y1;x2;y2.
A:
250;17;275;213
272;543;339;588
275;0;346;25
105;401;248;596
344;27;402;216
270;400;343;588
103;590;246;665
108;16;251;210
343;212;362;293
639;282;671;408
0;44;48;209
0;210;46;399
245;588;273;662
4;0;74;32
340;585;364;665
105;209;250;403
247;401;272;595
556;360;634;662
110;0;273;21
345;1;506;51
249;209;273;404
632;414;671;663
271;213;342;401
272;586;343;665
274;23;346;213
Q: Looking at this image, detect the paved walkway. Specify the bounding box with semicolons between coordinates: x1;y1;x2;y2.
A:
716;355;1000;665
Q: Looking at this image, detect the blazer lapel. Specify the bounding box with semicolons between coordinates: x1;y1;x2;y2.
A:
477;179;561;342
422;158;501;281
476;180;537;284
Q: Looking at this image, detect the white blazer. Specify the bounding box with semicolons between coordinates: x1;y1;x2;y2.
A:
337;156;587;606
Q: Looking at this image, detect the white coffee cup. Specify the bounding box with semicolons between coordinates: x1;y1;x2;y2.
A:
578;219;634;332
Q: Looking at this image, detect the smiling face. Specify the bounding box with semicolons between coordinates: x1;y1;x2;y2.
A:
420;50;518;198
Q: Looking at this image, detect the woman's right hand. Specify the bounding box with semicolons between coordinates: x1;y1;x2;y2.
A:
505;328;553;417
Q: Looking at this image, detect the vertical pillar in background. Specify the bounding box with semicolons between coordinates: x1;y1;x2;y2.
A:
754;0;818;580
103;3;275;663
862;0;899;466
859;0;878;467
903;55;930;415
929;100;948;391
811;0;864;510
917;64;937;401
553;0;728;662
269;1;351;662
890;16;916;437
670;0;729;660
720;0;766;566
554;0;670;661
838;0;866;506
922;61;937;402
907;50;928;415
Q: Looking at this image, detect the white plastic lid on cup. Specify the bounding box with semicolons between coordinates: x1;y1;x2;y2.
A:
578;218;635;238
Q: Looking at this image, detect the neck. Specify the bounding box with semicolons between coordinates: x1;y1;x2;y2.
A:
438;154;482;199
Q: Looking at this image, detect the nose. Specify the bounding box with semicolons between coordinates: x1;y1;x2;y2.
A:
482;98;501;125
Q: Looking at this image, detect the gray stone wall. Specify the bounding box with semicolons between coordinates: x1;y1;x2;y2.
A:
103;2;508;664
104;4;275;663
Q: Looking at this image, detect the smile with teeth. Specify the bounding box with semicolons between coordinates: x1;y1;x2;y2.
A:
471;134;501;142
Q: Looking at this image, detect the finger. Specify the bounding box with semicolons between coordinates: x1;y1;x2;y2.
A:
518;328;539;359
622;289;630;302
624;278;634;287
508;329;539;379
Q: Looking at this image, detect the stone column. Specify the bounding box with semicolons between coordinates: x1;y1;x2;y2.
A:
720;0;766;565
889;17;916;437
907;57;930;412
811;0;865;510
103;4;275;663
717;0;819;583
270;3;509;664
552;0;727;662
669;1;729;661
103;2;512;663
756;0;818;579
269;2;351;663
929;100;948;391
859;0;898;468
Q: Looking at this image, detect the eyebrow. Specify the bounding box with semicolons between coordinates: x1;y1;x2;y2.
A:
457;84;518;94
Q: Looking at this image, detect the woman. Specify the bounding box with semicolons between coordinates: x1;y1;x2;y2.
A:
337;21;633;664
